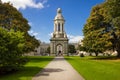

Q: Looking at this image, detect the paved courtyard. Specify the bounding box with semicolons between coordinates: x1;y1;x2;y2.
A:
32;57;84;80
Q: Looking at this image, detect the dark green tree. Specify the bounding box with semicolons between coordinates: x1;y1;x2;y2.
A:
83;0;120;57
0;1;40;73
105;0;120;57
68;44;76;54
46;46;50;53
0;2;39;53
77;45;86;52
0;28;27;73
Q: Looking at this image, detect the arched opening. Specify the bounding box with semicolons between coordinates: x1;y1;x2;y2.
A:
56;44;63;56
58;23;60;31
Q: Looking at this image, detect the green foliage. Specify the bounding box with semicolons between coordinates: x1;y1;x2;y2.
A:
0;28;27;73
105;0;120;19
77;45;86;51
23;35;40;52
83;4;110;54
83;0;120;56
65;56;120;80
0;2;40;73
0;2;30;31
68;44;76;53
46;46;50;53
0;2;40;53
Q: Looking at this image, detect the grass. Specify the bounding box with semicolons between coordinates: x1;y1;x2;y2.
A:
65;56;120;80
0;56;54;80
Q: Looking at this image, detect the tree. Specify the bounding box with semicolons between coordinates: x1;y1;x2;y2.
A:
0;2;40;53
0;28;27;73
0;1;40;73
105;0;120;57
77;45;85;51
68;44;76;54
46;46;50;53
83;0;120;57
83;4;109;56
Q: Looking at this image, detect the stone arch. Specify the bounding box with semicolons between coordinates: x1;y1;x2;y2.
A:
56;43;63;55
58;23;60;31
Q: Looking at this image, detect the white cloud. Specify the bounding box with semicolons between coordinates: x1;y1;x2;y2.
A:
28;30;39;36
1;0;48;9
28;22;33;26
68;35;84;43
48;33;84;43
28;30;41;40
42;0;47;4
48;33;53;37
33;32;38;36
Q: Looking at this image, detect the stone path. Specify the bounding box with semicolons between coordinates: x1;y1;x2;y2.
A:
32;57;84;80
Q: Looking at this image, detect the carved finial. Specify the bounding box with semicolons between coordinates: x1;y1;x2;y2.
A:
57;8;62;13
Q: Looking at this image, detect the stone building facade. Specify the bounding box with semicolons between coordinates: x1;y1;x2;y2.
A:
50;8;69;55
35;42;49;55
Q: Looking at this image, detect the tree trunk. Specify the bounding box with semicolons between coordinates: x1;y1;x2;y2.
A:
89;53;92;56
95;52;98;56
116;42;120;58
117;49;120;58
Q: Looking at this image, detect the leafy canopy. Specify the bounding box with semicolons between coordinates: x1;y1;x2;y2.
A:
0;2;40;52
0;27;26;73
82;0;120;56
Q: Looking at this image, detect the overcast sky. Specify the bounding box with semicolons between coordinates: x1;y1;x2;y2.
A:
2;0;104;43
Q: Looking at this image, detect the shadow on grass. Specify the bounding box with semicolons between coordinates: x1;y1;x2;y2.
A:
0;66;43;80
89;56;120;60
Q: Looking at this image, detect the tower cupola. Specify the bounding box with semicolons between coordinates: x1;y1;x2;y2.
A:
54;8;64;20
53;8;67;38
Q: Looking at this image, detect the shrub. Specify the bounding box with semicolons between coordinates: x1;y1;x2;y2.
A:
80;53;84;57
0;28;27;74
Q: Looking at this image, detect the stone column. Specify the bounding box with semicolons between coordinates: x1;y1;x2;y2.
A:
54;24;55;32
66;42;68;54
54;42;56;54
64;41;68;54
50;42;54;54
60;23;62;32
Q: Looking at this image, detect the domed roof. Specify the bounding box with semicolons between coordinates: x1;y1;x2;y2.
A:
54;8;64;20
57;8;62;13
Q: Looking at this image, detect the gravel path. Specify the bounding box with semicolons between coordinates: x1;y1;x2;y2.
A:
32;57;84;80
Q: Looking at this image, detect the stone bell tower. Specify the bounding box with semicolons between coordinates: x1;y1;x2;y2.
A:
50;8;69;55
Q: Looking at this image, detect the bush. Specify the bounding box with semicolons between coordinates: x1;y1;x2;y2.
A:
80;53;84;57
0;28;27;74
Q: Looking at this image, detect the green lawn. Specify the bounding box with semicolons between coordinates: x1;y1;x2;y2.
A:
0;56;54;80
65;56;120;80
